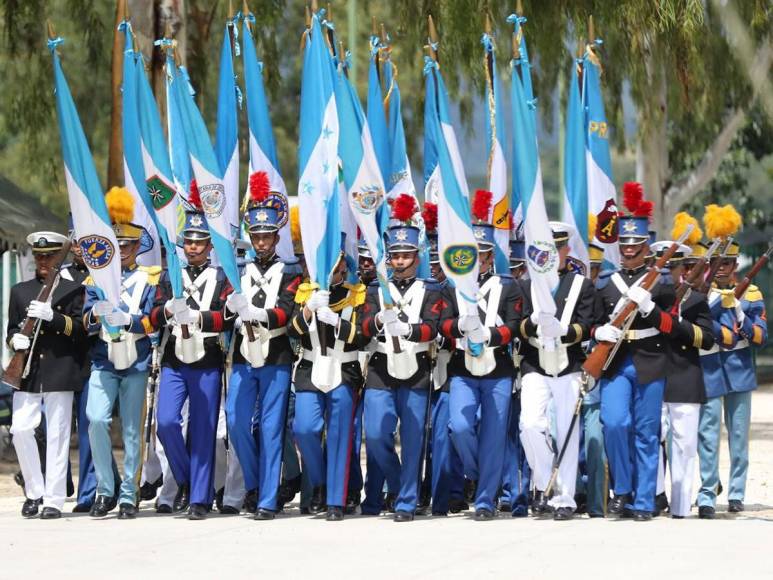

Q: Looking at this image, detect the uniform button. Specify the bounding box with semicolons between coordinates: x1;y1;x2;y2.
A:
682;346;686;350
57;306;62;311
656;343;660;347
40;330;45;335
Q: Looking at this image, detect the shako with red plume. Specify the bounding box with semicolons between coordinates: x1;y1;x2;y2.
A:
618;181;653;243
386;193;420;252
244;170;281;233
182;180;210;240
471;190;495;251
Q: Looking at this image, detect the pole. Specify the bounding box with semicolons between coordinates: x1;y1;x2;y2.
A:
2;250;10;368
107;0;128;188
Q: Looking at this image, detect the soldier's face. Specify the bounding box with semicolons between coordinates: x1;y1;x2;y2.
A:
330;257;347;286
390;251;418;278
119;240;140;268
183;238;212;266
479;250;494;273
250;232;278;257
669;264;684;283
430;262;445;281
33;252;57;278
590;264;600;283
557;244;570;270
358;256;375;281
510;264;525;280
620;242;647;269
715;258;737;283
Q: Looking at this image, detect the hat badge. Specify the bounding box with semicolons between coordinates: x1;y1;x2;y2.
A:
395;229;408;241
190;215;203;227
256;210;269;223
623;221;638;233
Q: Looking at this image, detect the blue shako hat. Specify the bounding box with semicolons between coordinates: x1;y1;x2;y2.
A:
386;225;420;252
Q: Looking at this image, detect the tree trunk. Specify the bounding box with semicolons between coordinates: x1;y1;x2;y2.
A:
107;0;128;189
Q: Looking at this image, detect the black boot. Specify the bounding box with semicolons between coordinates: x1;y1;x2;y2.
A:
531;491;552;516
40;507;62;520
173;483;190;513
309;485;327;514
607;493;632;516
653;492;669;516
254;508;275;520
188;503;208;520
89;495;117;518
214;487;224;512
344;489;361;515
385;492;398;513
139;477;163;501
21;498;43;518
463;479;477;504
243;489;259;514
449;498;469;513
326;506;344;521
699;505;716;520
118;502;137;519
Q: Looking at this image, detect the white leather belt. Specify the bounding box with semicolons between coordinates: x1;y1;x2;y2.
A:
623;328;660;340
374;342;430;355
700;338;749;357
302;349;359;364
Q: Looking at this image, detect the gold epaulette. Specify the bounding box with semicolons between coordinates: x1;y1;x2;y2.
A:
294;281;317;304
139;265;162;286
83;275;94;287
345;282;367;307
743;284;762;303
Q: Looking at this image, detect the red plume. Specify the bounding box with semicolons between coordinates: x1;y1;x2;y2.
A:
249;171;270;203
422;202;438;232
392;193;417;222
622;182;643;214
189;180;202;209
635;200;654;219
472;189;493;222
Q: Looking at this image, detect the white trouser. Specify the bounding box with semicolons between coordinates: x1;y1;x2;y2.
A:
659;402;700;517
141;396;186;506
657;405;668;496
214;400;245;509
519;371;581;509
11;391;74;510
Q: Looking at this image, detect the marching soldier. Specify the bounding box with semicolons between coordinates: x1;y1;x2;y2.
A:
8;231;86;518
517;223;596;520
83;188;159;519
149;198;234;520
594;184;675;521
288;244;366;521
360;202;446;522
440;193;523;520
697;206;767;518
224;175;302;520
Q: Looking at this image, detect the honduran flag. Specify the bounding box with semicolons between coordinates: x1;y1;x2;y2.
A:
214;20;240;242
169;59;242;292
424;57;479;309
297;12;340;289
583;40;620;268
510;23;558;318
481;31;510;274
366;34;391;189
162;47;192;217
337;61;392;304
49;36;122;307
120;23;161;268
562;55;589;272
241;15;294;261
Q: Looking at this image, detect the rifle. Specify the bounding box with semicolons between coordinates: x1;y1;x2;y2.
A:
673;238;721;306
144;345;161;453
698;237;733;295
582;226;694;381
2;240;72;390
734;245;773;299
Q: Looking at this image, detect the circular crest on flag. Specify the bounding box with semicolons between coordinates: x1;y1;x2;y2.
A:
199;183;226;219
79;235;115;270
565;256;587;276
443;244;478;276
264;192;289;228
527;240;557;274
351;186;384;215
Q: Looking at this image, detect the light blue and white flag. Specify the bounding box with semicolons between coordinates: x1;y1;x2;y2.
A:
510;26;558;318
214;20;240;242
162;47;192;209
49;36;122;307
482;32;510;274
120;24;161;267
337;62;392;303
424;57;479;311
242;15;293;260
297;13;340;289
169;60;242;292
562;55;589;271
583;40;620;268
367;35;391;187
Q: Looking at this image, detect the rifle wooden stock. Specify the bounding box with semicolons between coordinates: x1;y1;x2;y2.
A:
698;238;733;295
2;240;72;390
734;246;773;299
582;235;689;380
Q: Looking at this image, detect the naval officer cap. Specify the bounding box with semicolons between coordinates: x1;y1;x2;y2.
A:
27;231;68;254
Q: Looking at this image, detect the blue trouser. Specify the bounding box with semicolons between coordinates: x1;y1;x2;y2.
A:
74;380;97;506
293;386;355;508
449;374;512;512
86;368;148;504
500;392;531;513
364;387;428;514
430;390;464;513
600;356;665;513
347;394;364;496
360;395;390;515
156;366;222;506
697;391;752;507
581;402;607;516
226;363;291;511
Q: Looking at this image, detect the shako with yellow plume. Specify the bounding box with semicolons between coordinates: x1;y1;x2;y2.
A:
671;211;706;265
703;204;743;258
105;186;153;256
587;212;604;265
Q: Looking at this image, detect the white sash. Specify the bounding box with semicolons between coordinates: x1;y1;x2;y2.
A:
535;273;584;376
102;269;149;370
239;261;286;367
307;306;354;392
457;275;502;376
173;267;220;364
377;280;426;380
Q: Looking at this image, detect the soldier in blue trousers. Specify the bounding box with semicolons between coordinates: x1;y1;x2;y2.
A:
150;203;234;520
697;232;767;519
224;177;302;520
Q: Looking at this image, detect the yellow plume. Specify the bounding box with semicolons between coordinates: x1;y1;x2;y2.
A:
105;187;135;224
588;212;598;244
671;211;702;246
703;204;742;240
290;205;301;243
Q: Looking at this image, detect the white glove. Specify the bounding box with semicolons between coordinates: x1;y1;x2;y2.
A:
734;300;746;325
627;286;655;316
225;292;248;314
468;325;490;344
27;300;54;322
595;324;622;343
175;307;199;327
11;333;30;351
241;306;268;324
316;306;339;326
105;309;132;327
377;308;399;326
458;314;482;333
165;297;189;318
306;290;330;313
537;316;564;340
92;300;113;317
386;320;411;338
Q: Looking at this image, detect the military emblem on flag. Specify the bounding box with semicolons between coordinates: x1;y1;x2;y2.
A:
444;244;477;276
146;175;175;210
